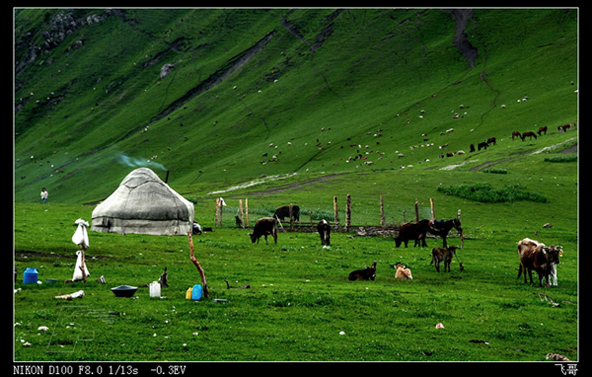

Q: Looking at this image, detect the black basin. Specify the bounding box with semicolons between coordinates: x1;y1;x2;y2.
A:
111;285;138;297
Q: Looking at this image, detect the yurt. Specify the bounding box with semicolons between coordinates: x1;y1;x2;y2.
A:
91;168;194;235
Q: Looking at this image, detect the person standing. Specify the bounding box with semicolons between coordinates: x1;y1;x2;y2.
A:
40;187;48;203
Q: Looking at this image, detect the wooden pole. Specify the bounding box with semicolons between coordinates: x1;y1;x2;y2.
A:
380;194;385;228
245;198;249;227
289;203;294;231
333;196;339;229
79;246;87;284
414;198;419;222
458;209;464;249
239;199;245;229
346;194;351;231
188;232;209;298
430;198;435;221
219;198;223;227
215;197;220;228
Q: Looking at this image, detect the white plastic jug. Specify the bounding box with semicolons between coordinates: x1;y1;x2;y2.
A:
149;281;161;297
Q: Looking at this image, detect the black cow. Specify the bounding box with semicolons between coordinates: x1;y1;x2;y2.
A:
317;219;331;246
249;217;278;245
273;205;300;222
348;261;377;281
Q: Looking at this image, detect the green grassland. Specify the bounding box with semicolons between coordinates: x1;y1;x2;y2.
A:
14;8;578;361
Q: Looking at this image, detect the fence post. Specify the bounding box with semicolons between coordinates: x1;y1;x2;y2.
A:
245;198;249;228
380;194;385;228
458;209;464;249
333;196;339;229
289;203;294;231
414;198;419;222
346;194;351;231
215;197;220;227
430;198;435;221
239;199;245;229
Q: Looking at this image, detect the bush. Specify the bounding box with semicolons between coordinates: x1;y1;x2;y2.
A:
437;183;547;203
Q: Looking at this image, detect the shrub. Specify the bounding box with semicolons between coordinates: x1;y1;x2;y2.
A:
437;183;547;203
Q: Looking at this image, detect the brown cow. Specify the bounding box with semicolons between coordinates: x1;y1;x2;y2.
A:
431;246;459;272
511;131;522;140
487;137;496;145
317;219;331;246
516;238;563;286
348;261;377;281
394;222;428;248
537;126;547;136
520;131;537;141
249;217;278;245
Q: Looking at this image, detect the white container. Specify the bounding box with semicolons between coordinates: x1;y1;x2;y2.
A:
149;281;161;297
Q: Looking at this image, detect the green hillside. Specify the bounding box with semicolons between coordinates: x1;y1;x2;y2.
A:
15;8;577;205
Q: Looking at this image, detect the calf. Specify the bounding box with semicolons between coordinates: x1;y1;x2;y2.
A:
431;246;459;272
348;261;377;281
317;219;331;246
248;217;278;245
394;264;413;279
517;238;562;286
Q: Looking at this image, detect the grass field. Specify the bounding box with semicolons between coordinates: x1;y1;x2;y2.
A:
14;139;578;361
14;8;578;362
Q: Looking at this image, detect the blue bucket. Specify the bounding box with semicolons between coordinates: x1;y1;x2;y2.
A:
191;284;203;301
23;267;38;284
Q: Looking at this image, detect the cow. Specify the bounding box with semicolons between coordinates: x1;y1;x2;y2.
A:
394;264;413;279
520;131;537;141
348;261;377;281
431;246;459;272
511;131;522;140
248;217;278;245
394;222;428;248
538;126;548;136
516;238;563;286
317;219;331;246
469;144;475;152
487;137;496;146
273;205;300;222
477;142;488;151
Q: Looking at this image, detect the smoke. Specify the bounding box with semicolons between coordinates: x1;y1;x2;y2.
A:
117;154;167;171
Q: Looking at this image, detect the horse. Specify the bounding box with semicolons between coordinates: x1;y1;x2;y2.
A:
420;218;463;248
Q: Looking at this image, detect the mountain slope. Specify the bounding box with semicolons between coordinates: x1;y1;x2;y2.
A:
14;8;577;204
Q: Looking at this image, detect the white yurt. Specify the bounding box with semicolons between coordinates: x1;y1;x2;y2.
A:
91;168;194;235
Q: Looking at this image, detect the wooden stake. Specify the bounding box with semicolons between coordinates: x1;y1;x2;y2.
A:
79;246;87;284
239;199;245;229
380;194;385;228
245;198;249;228
188;232;209;298
430;198;435;221
346;194;351;231
215;197;220;228
289;203;294;231
458;209;464;249
414;198;419;222
333;196;339;229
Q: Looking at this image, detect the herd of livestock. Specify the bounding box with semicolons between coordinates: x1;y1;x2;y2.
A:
245;205;563;288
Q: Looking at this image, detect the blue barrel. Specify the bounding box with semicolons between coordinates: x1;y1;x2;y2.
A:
191;284;203;301
23;268;38;284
